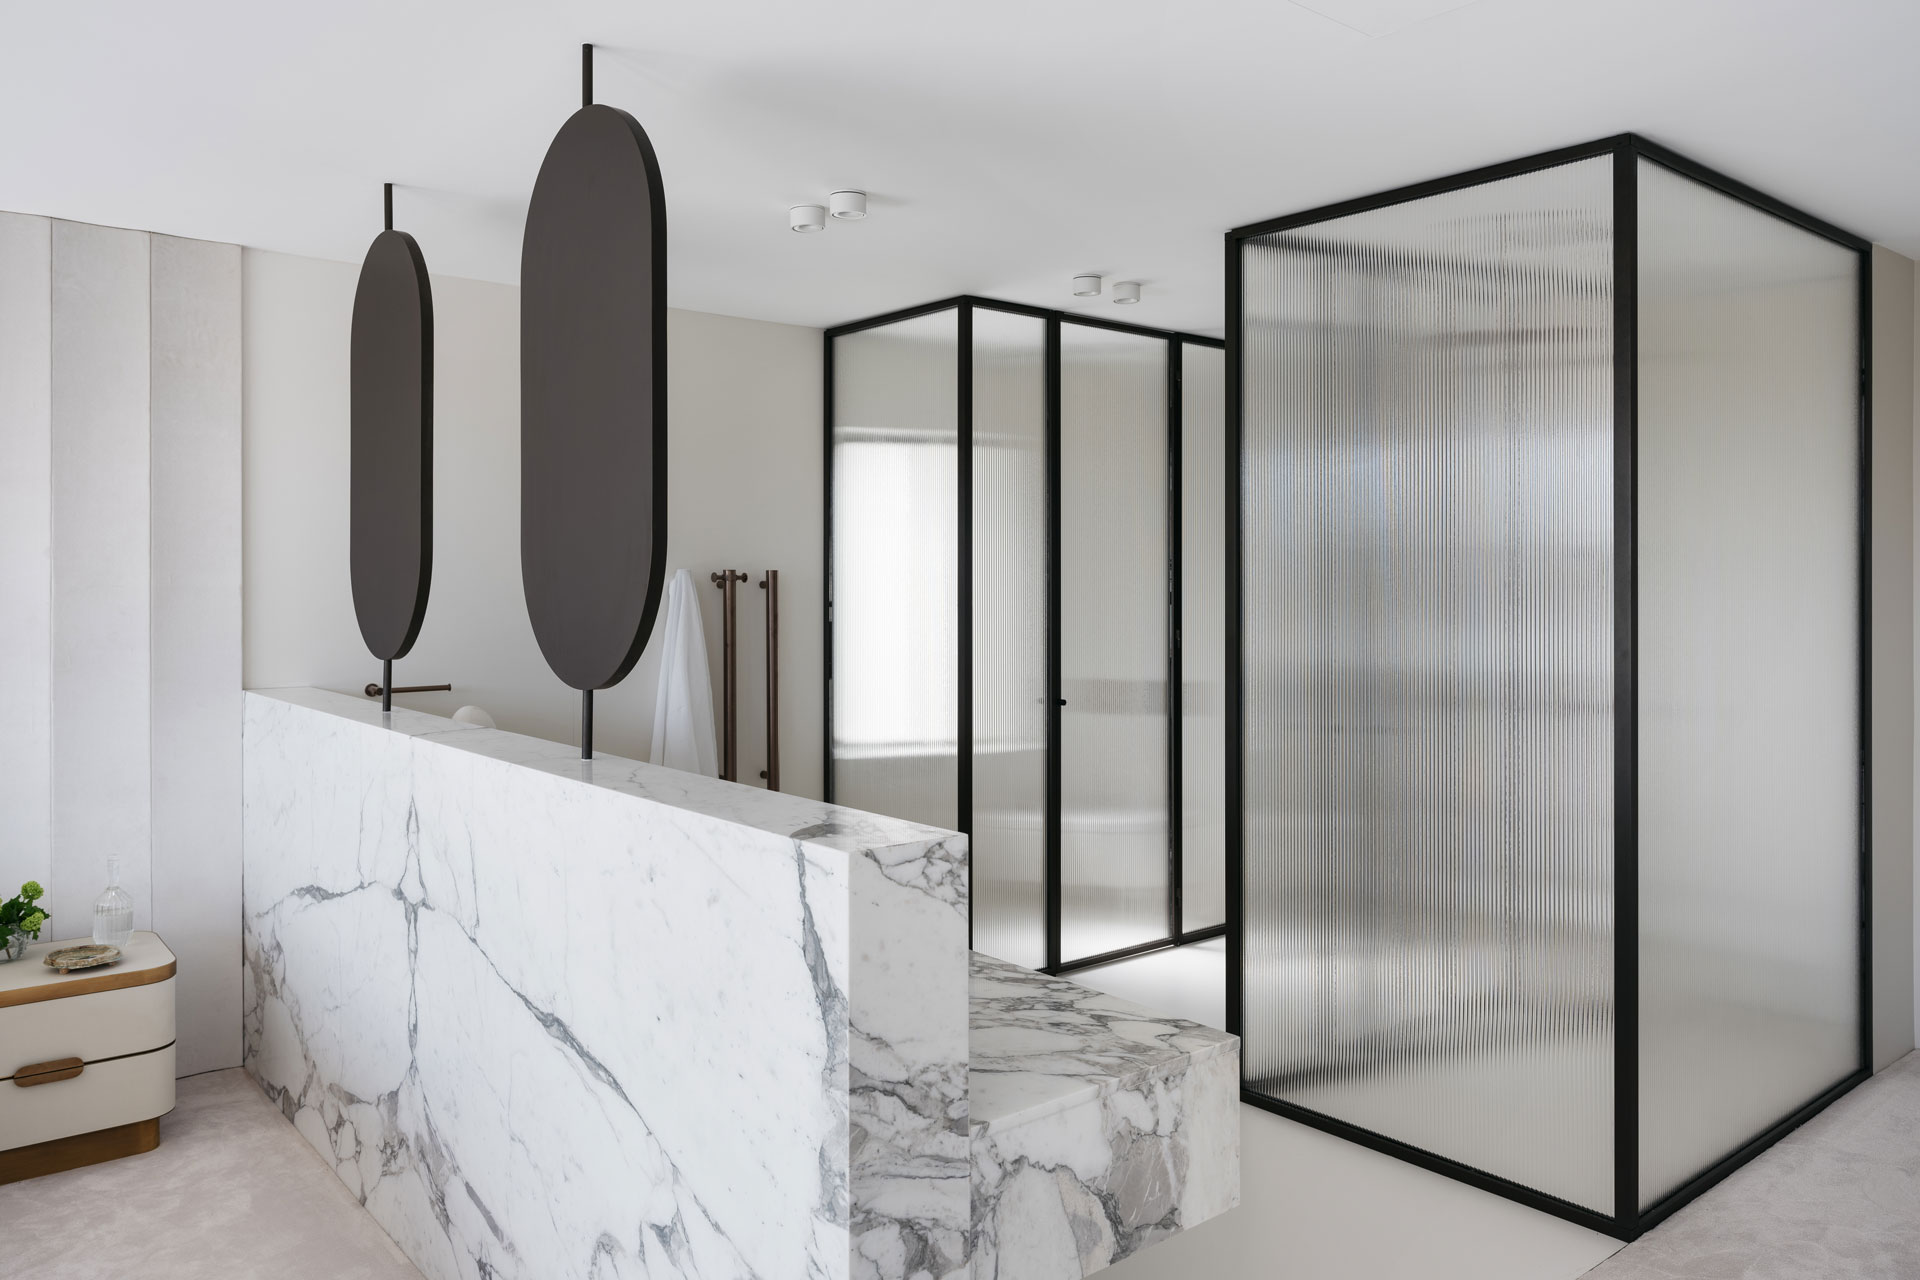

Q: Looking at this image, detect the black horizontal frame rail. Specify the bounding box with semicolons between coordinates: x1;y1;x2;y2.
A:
825;293;1227;981
826;293;1225;348
1227;131;1873;1244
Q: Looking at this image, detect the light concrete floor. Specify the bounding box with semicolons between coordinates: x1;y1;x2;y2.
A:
0;1068;423;1280
5;1047;1914;1279
1590;1050;1920;1279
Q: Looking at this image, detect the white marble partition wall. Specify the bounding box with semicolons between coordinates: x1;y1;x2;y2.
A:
150;234;244;1073
242;687;970;1280
0;213;53;901
50;220;153;927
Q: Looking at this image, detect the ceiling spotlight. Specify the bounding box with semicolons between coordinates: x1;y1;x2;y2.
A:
1112;280;1141;305
1072;274;1102;297
830;190;868;220
790;204;827;233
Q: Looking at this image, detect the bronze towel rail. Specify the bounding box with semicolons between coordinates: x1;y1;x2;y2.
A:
711;570;749;781
759;570;780;791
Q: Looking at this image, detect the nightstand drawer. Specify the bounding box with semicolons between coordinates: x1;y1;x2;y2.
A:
0;1041;175;1152
0;976;176;1074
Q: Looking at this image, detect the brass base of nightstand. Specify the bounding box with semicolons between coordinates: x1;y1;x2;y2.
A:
0;1116;159;1184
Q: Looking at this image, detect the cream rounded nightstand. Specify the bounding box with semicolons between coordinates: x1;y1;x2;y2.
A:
0;930;177;1184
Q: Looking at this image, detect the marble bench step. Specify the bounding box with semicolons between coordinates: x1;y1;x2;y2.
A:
969;953;1241;1279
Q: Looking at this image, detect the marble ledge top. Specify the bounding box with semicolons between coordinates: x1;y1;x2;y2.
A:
246;686;956;860
969;951;1239;1134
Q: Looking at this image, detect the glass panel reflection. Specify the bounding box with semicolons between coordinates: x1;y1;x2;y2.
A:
1635;158;1861;1207
1181;343;1227;934
830;310;959;830
1240;156;1617;1212
972;308;1049;969
1060;324;1170;964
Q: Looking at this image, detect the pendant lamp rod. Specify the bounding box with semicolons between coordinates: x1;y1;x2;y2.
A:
582;43;593;108
383;182;393;232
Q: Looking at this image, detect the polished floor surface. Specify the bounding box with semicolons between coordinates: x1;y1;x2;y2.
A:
1591;1050;1920;1279
0;1068;423;1280
4;1043;1914;1279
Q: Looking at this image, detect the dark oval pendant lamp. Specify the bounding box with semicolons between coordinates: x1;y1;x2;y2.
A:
520;47;669;759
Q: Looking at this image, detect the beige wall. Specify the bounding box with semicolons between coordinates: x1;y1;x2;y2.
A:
242;251;823;796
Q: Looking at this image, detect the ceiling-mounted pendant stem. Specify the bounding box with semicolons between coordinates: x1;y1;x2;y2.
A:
383;182;393;232
582;42;593;108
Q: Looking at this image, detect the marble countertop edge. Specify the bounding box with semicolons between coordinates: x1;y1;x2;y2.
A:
245;686;958;860
968;1032;1240;1139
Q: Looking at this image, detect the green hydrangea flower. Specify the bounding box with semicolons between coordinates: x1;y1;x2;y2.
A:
21;910;46;936
21;881;43;903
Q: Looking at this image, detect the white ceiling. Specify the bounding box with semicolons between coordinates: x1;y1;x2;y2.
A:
3;0;1916;336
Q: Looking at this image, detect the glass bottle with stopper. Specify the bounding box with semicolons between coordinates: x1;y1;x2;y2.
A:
92;857;134;948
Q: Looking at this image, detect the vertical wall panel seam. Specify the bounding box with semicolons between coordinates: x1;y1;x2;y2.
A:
44;218;56;910
148;232;158;938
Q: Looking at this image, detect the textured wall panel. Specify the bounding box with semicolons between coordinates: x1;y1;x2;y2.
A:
0;214;53;904
150;234;243;1072
51;220;152;932
1240;156;1616;1211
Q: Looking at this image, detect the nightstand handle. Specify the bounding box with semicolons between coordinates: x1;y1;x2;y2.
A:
13;1057;84;1087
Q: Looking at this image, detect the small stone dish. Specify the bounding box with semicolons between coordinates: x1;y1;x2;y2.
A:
44;944;122;974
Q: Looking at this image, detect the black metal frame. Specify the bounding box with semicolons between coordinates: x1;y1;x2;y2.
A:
823;295;1227;976
1225;133;1873;1242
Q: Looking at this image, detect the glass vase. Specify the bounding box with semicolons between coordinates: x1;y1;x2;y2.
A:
93;857;134;948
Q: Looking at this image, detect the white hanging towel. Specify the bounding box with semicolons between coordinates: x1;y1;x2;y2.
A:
650;569;720;777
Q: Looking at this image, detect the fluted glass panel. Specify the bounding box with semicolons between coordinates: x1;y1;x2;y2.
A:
1636;159;1861;1208
972;308;1049;969
1241;157;1616;1212
1061;324;1170;964
1182;342;1228;933
830;310;959;830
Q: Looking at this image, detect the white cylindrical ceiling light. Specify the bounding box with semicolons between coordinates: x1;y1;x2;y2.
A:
830;190;868;220
1113;280;1141;305
1072;274;1102;297
790;204;827;233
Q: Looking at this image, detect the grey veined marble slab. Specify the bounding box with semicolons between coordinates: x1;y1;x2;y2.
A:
969;953;1241;1279
242;687;969;1280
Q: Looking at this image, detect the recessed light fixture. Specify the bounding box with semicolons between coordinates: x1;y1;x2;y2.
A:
1113;280;1141;305
790;204;827;233
830;190;868;220
1072;274;1102;297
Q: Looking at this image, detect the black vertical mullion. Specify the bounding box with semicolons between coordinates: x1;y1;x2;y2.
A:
1612;139;1641;1235
1856;243;1875;1078
1168;339;1185;943
1044;316;1063;974
1224;240;1245;1041
822;330;836;805
958;304;975;950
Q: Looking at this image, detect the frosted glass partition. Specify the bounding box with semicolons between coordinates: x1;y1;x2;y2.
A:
1060;324;1170;965
1181;344;1227;933
830;310;959;830
1233;137;1869;1237
971;309;1049;970
1240;157;1617;1212
1635;158;1861;1206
